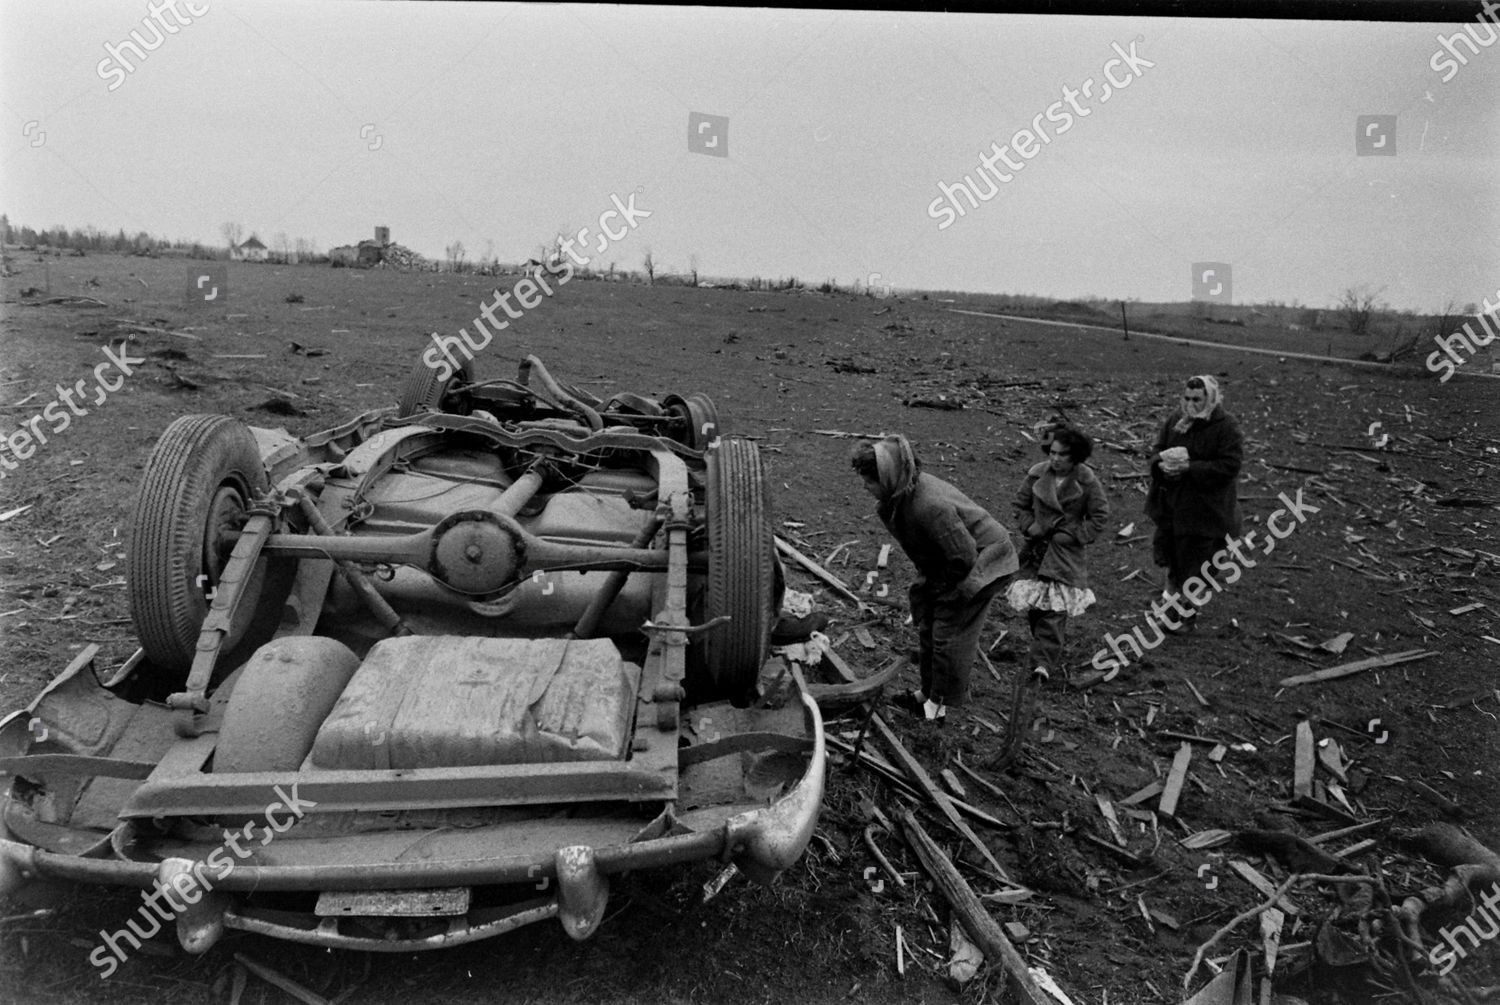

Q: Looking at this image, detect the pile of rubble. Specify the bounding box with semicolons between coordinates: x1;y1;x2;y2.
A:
378;243;428;271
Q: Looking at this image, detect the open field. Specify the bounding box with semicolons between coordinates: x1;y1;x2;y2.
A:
1;252;1498;1004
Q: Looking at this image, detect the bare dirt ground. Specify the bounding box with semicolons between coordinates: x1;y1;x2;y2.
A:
1;253;1497;1004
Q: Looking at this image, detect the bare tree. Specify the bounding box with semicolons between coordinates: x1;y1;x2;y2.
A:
688;254;699;288
294;237;313;262
642;248;655;286
1338;284;1386;337
445;241;466;272
1432;299;1460;340
1397;298;1460;363
273;232;291;263
220;221;243;250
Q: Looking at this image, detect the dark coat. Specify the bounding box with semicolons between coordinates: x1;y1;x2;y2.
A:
1012;461;1110;589
879;472;1018;599
1145;405;1244;540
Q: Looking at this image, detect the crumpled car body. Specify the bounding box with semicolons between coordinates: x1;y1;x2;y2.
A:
0;355;825;957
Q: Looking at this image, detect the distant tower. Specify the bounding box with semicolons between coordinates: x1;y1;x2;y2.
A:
374;226;390;245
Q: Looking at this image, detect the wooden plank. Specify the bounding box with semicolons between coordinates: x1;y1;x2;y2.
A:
1119;780;1165;807
1156;731;1230;746
824;736;1010;831
1333;838;1377;859
1078;829;1143;866
871;714;1016;883
773;536;866;608
1277;649;1437;687
1317;738;1349;783
1306;818;1386;845
1180;829;1232;850
1159;743;1193;818
900;811;1052;1005
1095;793;1127;846
1293;721;1315;800
1228;860;1301;916
823;647;1020;882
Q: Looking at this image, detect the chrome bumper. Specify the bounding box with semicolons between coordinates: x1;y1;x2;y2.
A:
0;691;825;952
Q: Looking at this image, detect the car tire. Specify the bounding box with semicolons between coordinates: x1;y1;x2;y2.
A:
397;356;473;416
700;437;776;705
127;415;289;686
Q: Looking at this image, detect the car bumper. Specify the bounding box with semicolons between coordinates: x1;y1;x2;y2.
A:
0;691;825;952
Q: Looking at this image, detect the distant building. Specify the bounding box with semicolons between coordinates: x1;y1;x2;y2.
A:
232;235;268;262
329;227;391;268
355;240;384;267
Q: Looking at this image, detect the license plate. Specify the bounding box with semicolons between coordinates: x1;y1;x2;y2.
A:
315;887;471;917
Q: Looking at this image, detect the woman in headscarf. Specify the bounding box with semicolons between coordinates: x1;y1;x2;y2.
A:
1145;374;1244;629
1007;426;1109;683
850;434;1018;722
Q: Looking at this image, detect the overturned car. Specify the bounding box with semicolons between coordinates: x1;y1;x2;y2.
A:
0;355;826;957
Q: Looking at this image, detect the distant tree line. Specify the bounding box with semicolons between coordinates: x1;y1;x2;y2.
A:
0;214;223;259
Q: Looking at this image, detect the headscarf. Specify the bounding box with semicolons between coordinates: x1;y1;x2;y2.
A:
1173;374;1221;434
873;434;919;501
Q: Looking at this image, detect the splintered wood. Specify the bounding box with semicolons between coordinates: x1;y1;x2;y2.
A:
1159;743;1193;818
1293;721;1315;799
900;811;1051;1005
1276;648;1436;687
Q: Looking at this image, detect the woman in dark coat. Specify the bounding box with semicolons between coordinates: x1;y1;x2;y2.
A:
1007;427;1110;682
850;434;1018;722
1145;374;1244;627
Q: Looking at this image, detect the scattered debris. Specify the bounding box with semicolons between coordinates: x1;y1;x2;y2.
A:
1160;742;1193;817
234;953;329;1005
900;810;1051;1005
1276;649;1438;687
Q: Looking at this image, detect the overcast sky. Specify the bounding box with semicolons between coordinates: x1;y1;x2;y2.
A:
2;2;1496;311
